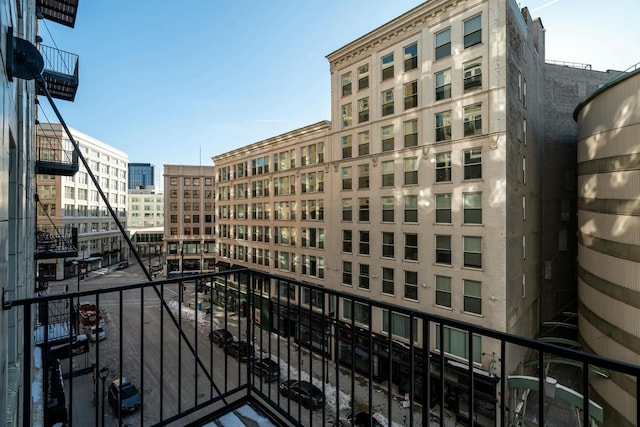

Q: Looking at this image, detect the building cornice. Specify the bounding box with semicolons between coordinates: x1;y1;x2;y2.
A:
325;0;475;72
211;120;330;163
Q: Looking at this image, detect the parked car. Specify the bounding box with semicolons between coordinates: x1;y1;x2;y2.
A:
116;261;129;270
107;377;141;414
209;328;234;348
253;357;280;382
225;341;254;362
279;380;324;410
338;410;383;427
88;325;106;342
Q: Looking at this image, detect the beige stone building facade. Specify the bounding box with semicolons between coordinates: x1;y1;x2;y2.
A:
36;124;128;280
163;165;216;275
575;68;640;427
211;0;626;424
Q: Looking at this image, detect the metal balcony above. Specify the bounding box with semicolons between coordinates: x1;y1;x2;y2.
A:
36;0;79;28
38;44;79;101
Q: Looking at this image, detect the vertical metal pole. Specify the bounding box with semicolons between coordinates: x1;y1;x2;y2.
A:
23;304;32;427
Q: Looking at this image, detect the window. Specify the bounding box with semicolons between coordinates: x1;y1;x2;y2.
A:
383;311;418;341
435;235;452;264
343;261;353;286
464;104;482;136
435;275;452;308
342;167;353;190
463;279;482;315
342;135;352;159
382;267;395;295
464;59;482;92
435;69;451;101
404;43;418;71
381;89;394;116
435;28;451;59
522;234;526;259
523;118;527;145
435;326;481;363
170;177;178;186
404;195;418;223
404;157;418;185
435;194;452;224
381;53;394;80
436;111;452;142
404;270;418;300
359;264;370;290
522;195;526;221
404;119;418;148
463;193;482;224
358;64;369;90
464;15;482;48
404;233;418;261
342;230;353;253
358;164;370;189
523;79;527;107
342;72;352;96
435;152;452;182
343;300;370;325
463;236;482;269
359;231;370;255
358;197;370;222
382;196;394;222
342;199;353;221
523;157;526;183
404;81;418;110
381;161;395;187
342;104;352;127
358;97;369;123
382;232;395;258
464;148;482;180
358;131;370;156
381;125;394;152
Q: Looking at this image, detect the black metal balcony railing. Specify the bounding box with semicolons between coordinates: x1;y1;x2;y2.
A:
35;144;79;176
4;268;640;427
38;44;79;101
35;225;78;259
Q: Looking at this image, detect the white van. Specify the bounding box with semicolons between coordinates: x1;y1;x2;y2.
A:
89;325;106;342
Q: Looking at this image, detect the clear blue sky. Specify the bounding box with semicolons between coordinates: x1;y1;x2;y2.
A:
38;0;640;171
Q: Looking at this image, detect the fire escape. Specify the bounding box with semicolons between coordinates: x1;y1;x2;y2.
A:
31;0;80;271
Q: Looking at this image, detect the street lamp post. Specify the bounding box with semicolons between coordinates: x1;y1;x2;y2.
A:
99;366;109;427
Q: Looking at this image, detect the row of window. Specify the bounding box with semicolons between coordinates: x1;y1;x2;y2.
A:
340;15;482;99
218;142;326;181
169;214;214;224
341;261;482;312
169;189;214;199
341;233;482;269
341;192;483;226
169;201;213;212
168;177;214;187
168;226;214;236
341;61;482;128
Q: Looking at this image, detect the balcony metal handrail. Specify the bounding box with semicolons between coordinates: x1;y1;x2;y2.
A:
36;144;77;165
39;44;78;77
4;268;640;426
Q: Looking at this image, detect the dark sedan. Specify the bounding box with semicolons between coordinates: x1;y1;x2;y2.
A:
209;328;234;348
107;377;141;414
225;341;254;362
253;357;280;382
279;380;324;410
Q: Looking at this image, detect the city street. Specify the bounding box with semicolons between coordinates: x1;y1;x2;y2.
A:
48;263;455;426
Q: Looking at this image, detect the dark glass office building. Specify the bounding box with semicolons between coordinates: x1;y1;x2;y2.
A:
128;163;155;190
